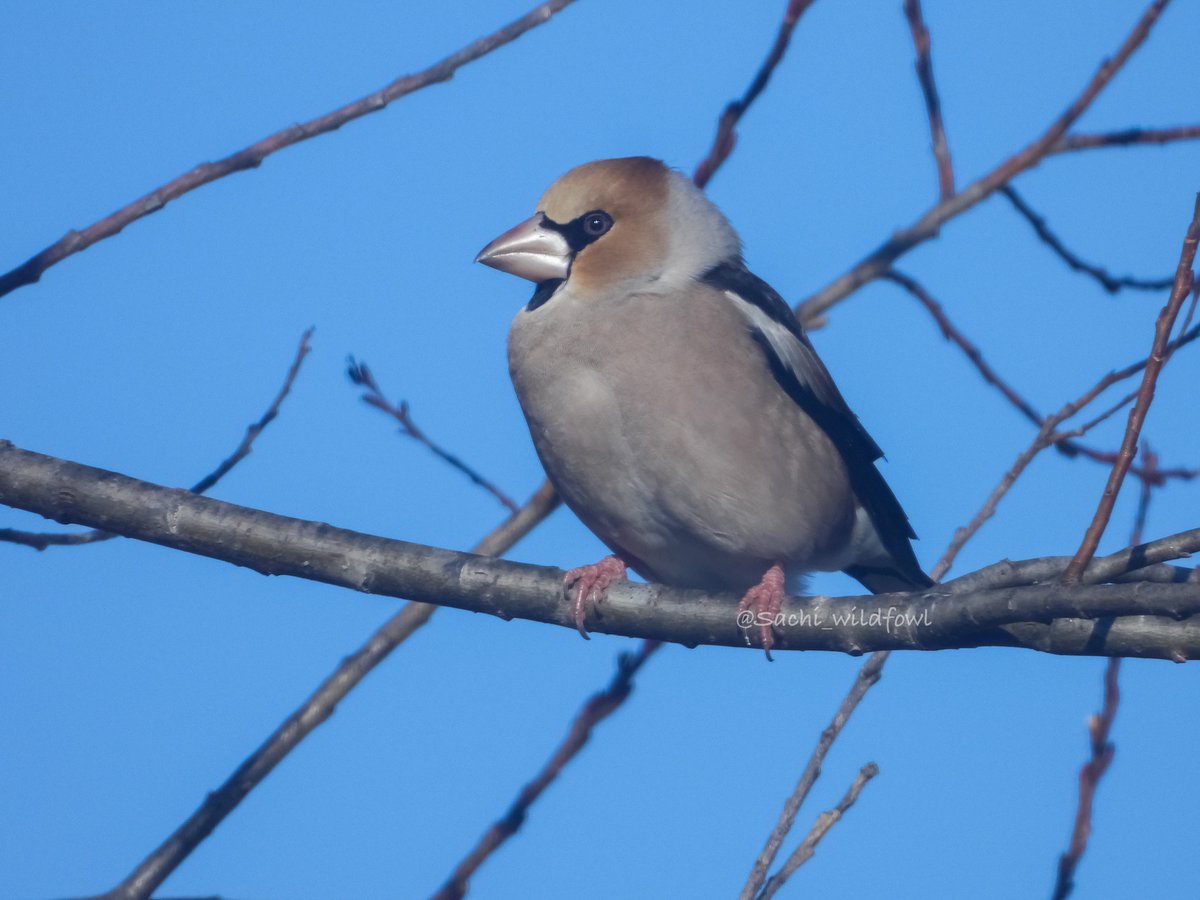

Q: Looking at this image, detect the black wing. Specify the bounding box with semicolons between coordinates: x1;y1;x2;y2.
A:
701;260;931;591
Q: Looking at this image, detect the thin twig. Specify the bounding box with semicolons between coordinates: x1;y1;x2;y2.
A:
999;186;1174;293
738;652;888;900
932;362;1147;581
885;270;1043;423
903;0;954;199
1062;195;1200;582
101;480;561;900
798;0;1173;324
1051;124;1200;154
692;0;817;189
1074;439;1197;486
432;640;661;900
0;327;314;550
0;0;578;300
1049;448;1157;900
347;357;519;513
757;763;880;900
1131;447;1158;549
1050;657;1122;900
885;272;1199;487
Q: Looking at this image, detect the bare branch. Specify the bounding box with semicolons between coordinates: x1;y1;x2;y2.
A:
887;272;1199;487
0;0;578;300
102;481;560;900
903;0;954;199
798;0;1172;324
933;387;1128;582
347;357;519;513
757;762;880;900
1051;124;1200;154
1050;658;1121;900
3;443;1200;659
931;251;1200;585
886;271;1043;423
0;327;314;550
739;654;887;900
942;527;1199;595
692;0;817;189
432;640;660;900
1130;445;1159;547
1063;194;1200;582
999;186;1175;293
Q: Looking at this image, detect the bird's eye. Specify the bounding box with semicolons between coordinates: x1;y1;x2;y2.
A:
582;210;613;237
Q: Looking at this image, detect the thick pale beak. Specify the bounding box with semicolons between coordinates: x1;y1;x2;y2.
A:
475;213;571;283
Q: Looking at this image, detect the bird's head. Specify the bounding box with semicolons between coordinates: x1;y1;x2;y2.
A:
476;157;740;295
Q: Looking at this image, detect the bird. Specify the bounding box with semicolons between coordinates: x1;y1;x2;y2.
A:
476;157;931;655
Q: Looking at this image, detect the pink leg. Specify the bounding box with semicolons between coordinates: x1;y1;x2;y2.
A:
737;563;787;660
563;555;627;639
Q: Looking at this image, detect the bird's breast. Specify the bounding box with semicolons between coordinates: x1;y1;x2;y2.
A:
505;284;856;590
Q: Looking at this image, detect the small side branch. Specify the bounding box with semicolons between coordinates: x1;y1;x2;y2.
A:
0;327;314;550
886;271;1042;423
1063;195;1200;582
347;358;519;513
887;271;1199;486
1051;125;1200;154
692;0;817;189
1050;658;1122;900
757;762;880;900
432;640;660;900
999;186;1175;293
903;0;954;199
739;653;887;899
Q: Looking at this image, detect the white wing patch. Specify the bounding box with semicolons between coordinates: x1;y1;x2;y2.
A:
721;289;835;403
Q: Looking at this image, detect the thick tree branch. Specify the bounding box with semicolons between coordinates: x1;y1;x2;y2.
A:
2;442;1198;659
797;0;1172;324
0;0;578;300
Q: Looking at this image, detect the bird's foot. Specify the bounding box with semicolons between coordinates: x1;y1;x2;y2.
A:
564;555;627;639
737;563;787;661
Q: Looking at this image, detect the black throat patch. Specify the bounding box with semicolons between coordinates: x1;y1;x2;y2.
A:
526;278;565;312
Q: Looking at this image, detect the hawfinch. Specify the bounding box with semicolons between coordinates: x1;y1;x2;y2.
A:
477;157;931;654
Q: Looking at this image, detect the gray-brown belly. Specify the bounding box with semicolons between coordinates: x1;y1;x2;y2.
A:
507;285;855;592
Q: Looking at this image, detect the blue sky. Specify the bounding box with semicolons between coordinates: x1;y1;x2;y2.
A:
2;1;1198;897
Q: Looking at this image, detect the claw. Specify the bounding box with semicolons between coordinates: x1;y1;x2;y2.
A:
563;555;627;639
737;563;786;661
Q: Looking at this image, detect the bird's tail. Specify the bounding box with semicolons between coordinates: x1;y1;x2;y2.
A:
843;563;934;595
